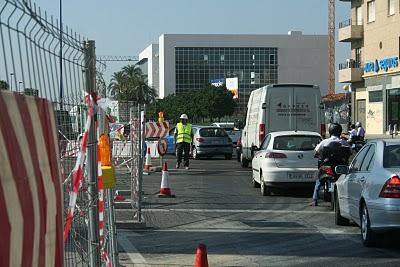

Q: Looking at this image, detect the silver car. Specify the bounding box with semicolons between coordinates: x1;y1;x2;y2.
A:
334;139;400;247
192;126;233;160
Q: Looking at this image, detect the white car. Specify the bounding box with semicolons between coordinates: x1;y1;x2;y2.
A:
334;139;400;247
252;131;321;195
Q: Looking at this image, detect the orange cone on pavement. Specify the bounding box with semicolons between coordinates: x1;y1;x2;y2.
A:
144;147;152;170
158;162;174;198
194;244;208;267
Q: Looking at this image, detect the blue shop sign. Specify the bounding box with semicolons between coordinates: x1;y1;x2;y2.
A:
364;56;399;73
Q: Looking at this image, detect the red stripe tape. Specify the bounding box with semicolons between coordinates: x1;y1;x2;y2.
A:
15;95;46;267
0;175;11;267
35;99;64;265
0;92;35;267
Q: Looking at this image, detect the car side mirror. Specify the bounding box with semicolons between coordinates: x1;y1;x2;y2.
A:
251;145;259;152
335;165;349;175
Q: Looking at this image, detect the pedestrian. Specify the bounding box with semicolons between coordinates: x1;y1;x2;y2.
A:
348;124;357;144
356;121;365;141
174;114;193;170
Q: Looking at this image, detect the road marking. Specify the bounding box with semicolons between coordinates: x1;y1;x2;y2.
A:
118;234;149;266
132;208;330;214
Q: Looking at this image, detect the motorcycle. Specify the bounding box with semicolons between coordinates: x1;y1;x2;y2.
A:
317;144;351;209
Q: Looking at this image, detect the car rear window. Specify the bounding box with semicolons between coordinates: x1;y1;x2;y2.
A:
273;135;321;151
199;128;228;137
383;145;400;168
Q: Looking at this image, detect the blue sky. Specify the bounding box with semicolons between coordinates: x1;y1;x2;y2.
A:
34;0;351;88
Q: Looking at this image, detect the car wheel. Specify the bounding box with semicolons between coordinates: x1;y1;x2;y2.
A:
240;153;249;168
334;190;349;226
260;172;271;196
225;154;232;160
236;150;241;162
361;202;378;247
252;176;260;188
192;147;199;160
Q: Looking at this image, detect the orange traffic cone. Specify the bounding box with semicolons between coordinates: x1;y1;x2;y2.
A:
144;147;152;170
158;162;175;198
194;244;208;267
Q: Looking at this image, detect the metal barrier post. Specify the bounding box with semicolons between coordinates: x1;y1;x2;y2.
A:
106;188;119;267
84;40;101;267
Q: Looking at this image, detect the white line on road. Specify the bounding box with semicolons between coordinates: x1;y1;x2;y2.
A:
118;234;149;267
121;208;330;214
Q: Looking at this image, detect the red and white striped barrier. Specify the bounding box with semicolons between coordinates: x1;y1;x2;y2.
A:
0;91;63;266
97;123;111;267
63;95;94;242
145;121;169;138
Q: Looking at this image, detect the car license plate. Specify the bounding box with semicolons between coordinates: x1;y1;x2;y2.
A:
212;141;221;145
287;172;314;179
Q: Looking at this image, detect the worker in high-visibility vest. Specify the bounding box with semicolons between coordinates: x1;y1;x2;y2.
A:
174;114;193;170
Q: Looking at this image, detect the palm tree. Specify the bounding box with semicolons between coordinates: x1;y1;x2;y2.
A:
108;65;157;104
108;71;125;99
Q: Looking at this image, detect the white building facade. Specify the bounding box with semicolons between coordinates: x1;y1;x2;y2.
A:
139;33;328;113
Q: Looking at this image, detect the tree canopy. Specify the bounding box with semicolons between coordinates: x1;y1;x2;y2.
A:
108;65;156;104
148;84;237;123
0;80;9;90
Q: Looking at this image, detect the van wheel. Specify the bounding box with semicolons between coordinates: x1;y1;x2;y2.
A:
260;172;271;196
240;153;249;168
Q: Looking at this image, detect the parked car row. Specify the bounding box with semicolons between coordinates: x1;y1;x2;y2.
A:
164;125;234;159
248;131;400;247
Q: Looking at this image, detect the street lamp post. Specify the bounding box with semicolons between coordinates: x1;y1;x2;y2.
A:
18;81;23;93
10;73;14;91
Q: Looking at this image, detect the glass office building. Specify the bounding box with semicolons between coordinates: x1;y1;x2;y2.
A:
175;47;278;112
139;33;328;116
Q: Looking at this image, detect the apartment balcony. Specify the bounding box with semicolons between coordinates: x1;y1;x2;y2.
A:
338;19;363;42
338;60;363;83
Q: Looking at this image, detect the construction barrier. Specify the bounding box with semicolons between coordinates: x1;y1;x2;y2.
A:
0;91;63;267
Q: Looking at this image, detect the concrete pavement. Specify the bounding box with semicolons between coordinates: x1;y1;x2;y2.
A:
115;155;400;267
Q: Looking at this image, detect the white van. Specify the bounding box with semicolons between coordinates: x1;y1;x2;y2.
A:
241;84;324;167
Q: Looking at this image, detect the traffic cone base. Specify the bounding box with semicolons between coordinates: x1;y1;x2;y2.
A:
194;243;208;267
144;147;152;170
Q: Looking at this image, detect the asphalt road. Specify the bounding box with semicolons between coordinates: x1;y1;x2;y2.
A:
117;155;400;267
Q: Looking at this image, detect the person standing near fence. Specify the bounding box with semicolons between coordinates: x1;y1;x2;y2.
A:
174;114;193;170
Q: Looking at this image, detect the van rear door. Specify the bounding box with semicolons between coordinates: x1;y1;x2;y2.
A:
267;86;295;133
293;86;320;133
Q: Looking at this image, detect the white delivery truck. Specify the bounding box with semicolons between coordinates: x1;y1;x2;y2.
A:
240;84;324;167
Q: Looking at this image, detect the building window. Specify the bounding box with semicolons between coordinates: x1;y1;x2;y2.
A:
369;91;382;102
203;55;208;61
356;6;363;25
388;0;395;16
355;48;362;67
367;1;376;23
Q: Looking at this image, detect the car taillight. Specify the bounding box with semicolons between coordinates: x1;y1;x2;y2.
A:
259;124;265;144
320;124;326;139
237;139;241;146
265;152;287;159
324;167;334;176
196;137;205;143
379;175;400;198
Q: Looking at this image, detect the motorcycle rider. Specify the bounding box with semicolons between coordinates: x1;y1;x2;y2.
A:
356;121;366;141
310;123;350;206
